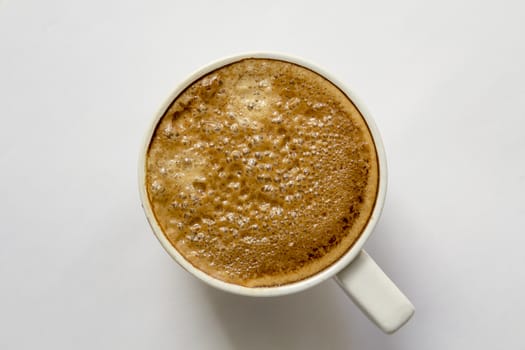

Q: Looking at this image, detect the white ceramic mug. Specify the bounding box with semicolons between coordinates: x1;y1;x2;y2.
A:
138;52;415;333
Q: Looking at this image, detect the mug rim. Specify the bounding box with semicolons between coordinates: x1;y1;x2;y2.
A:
138;52;387;297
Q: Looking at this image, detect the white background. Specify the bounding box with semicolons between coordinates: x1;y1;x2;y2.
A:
1;0;524;349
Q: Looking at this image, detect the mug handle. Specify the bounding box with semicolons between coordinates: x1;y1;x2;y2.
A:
334;250;415;333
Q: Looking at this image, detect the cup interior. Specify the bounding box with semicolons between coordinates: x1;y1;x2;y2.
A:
138;52;388;296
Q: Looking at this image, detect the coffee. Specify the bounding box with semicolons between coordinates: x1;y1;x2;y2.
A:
146;58;378;287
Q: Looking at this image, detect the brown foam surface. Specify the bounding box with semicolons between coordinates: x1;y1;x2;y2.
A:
146;58;378;287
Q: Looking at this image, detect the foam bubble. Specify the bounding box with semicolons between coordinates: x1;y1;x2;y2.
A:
228;182;240;190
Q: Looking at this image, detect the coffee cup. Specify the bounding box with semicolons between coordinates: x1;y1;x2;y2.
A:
138;52;414;333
